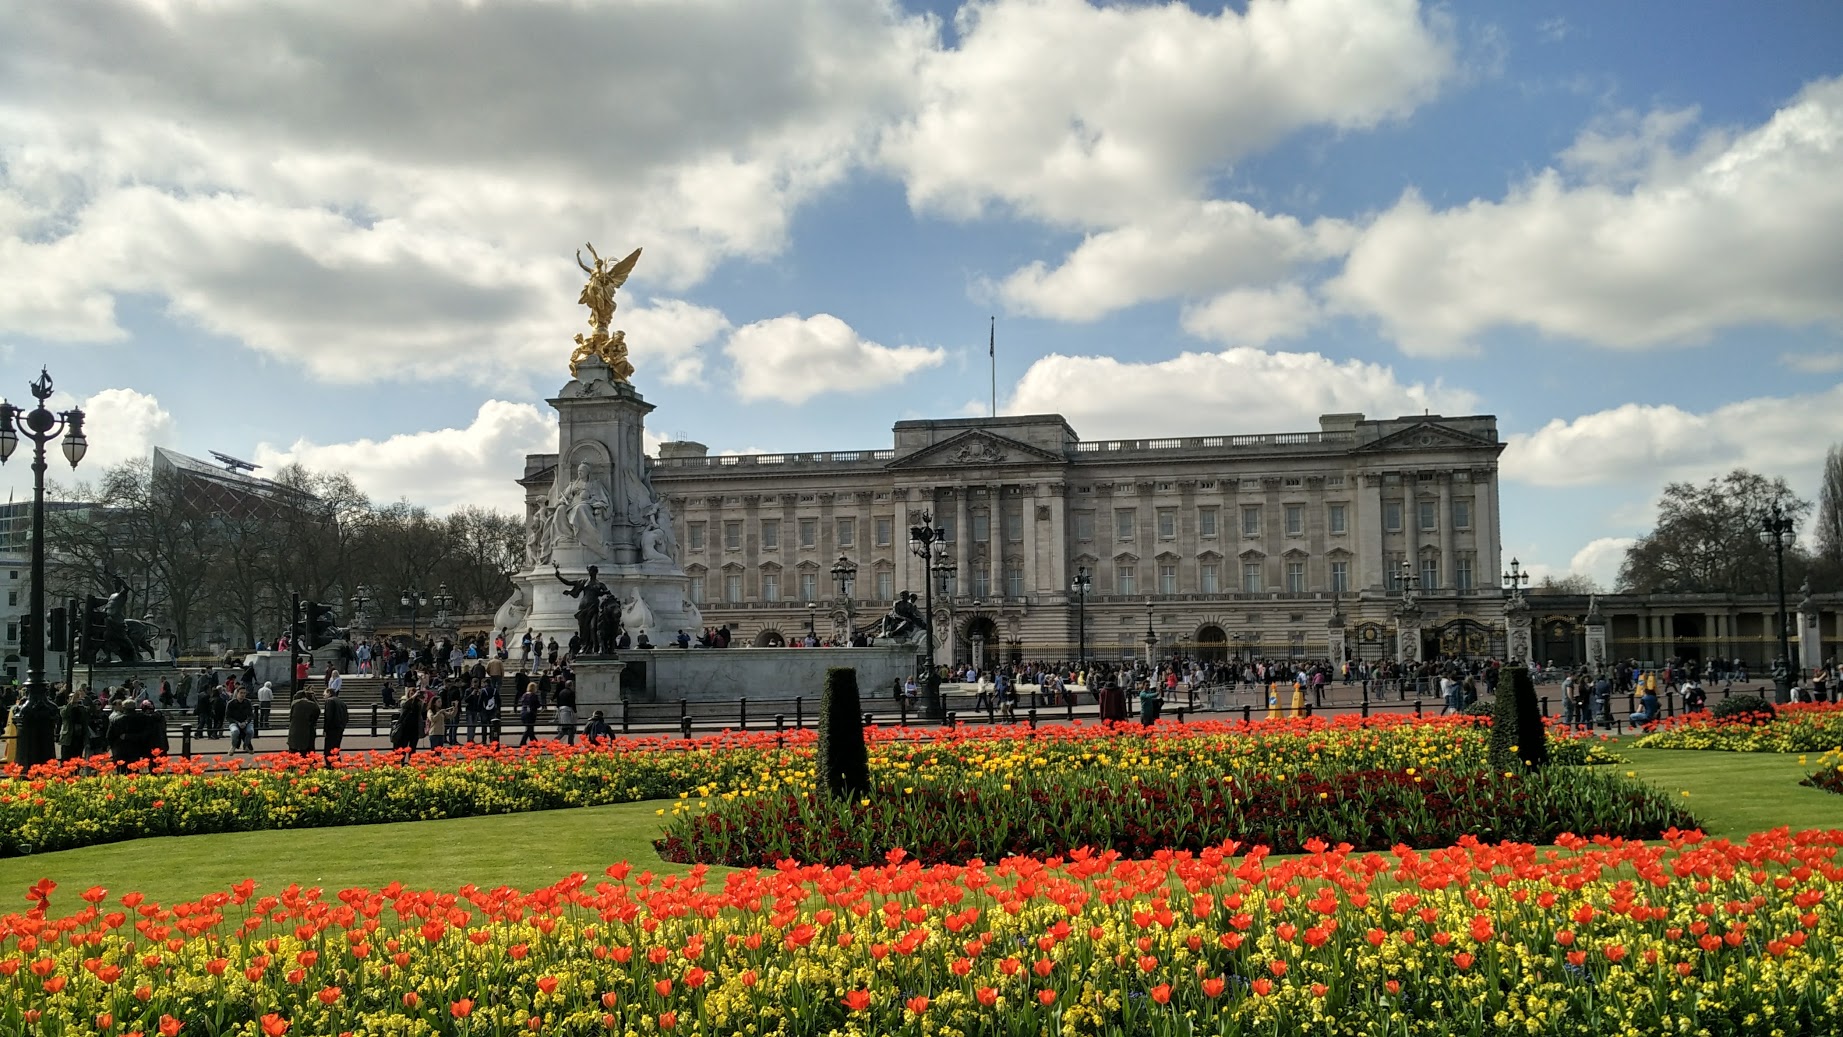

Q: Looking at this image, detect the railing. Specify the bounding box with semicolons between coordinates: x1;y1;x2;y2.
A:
658;449;896;469
1073;432;1352;453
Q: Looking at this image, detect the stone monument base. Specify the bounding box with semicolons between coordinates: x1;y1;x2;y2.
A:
568;656;628;716
591;645;917;705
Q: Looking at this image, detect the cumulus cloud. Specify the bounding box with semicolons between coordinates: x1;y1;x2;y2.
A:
1004;346;1478;440
997;203;1349;321
1328;77;1843;354
883;0;1452;226
252;400;553;514
1781;351;1843;374
1568;537;1636;589
1;386;175;500
0;0;932;379
724;314;945;404
1181;283;1323;346
1501;382;1843;488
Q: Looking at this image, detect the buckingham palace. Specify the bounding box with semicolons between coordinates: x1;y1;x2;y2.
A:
639;411;1513;668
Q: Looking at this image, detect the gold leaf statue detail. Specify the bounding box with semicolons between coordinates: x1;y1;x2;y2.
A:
569;242;642;382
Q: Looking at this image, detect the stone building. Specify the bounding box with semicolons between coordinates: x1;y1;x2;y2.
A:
644;411;1512;668
1509;591;1842;671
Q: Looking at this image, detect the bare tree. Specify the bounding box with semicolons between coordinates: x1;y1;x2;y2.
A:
1534;574;1602;594
1617;469;1811;594
1815;445;1843;580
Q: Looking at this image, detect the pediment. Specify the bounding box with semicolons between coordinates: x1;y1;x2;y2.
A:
1355;422;1499;454
885;429;1067;470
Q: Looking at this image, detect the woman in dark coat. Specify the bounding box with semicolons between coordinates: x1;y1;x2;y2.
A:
286;691;320;755
1098;678;1130;723
391;692;425;755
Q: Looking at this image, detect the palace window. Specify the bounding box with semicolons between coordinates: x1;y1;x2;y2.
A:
1116;565;1137;596
1284;505;1304;536
1418;499;1438;532
1285;561;1305;593
1330;560;1349;593
1157;508;1177;540
724;521;742;551
972;513;991;543
1159;564;1177;594
1074;512;1095;541
1327;504;1347;535
760;519;780;551
689;577;705;603
1115;508;1136;541
798;518;817;549
1453;498;1473;530
1456;554;1475;591
875;570;893;600
724;574;743;602
837;518;855;548
1421;557;1440;591
1242;562;1262;594
875;516;893;547
1200;563;1220;594
688;522;706;551
1383;501;1403;533
798;573;818;602
1241;506;1261;537
761;573;780;602
1198;507;1218;538
1005;566;1025;597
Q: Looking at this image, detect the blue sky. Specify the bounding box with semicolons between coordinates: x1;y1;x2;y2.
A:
1;0;1840;589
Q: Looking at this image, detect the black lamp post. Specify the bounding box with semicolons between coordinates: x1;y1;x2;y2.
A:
1070;565;1091;668
806;601;817;640
350;584;373;623
1502;557;1529;600
1143;597;1159;667
909;512;951;720
0;369;88;769
401;587;430;641
1762;500;1796;704
830;554;856;641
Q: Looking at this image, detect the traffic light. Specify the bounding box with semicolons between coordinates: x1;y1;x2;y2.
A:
47;606;66;649
290;598;308;647
305;601;340;650
79;595;108;664
19;611;37;656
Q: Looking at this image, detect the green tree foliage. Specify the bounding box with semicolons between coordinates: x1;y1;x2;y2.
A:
1617;470;1809;594
1814;445;1843;583
1488;666;1548;773
816;667;870;800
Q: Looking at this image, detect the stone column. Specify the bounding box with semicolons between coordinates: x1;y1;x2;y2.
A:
955;489;971;598
989;483;1004;601
1504;598;1532;665
1798;593;1823;672
1396;602;1423;664
1359;474;1385;590
1584;601;1608;674
1436;475;1454;591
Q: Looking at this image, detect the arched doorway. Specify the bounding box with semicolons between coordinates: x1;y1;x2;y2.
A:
1195;625;1228;663
963;616;998;670
753;629;786;648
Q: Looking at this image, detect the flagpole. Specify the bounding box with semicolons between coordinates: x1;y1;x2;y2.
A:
988;316;996;418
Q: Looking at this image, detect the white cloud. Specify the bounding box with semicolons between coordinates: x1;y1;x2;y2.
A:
2;386;175;500
1004;346;1478;440
1502;382;1843;489
1781;351;1843;374
1328;77;1843;354
1181;283;1323;346
0;0;933;380
996;202;1349;321
883;0;1452;226
1568;537;1636;590
253;400;553;515
723;314;946;404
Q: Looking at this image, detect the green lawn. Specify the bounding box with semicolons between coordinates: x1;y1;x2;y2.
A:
0;746;1836;907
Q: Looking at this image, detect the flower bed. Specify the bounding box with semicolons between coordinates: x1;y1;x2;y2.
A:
1633;702;1843;752
657;764;1695;867
5;828;1841;1035
1804;749;1843;794
0;717;1610;859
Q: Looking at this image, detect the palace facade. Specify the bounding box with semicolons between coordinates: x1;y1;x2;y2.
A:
640;411;1513;667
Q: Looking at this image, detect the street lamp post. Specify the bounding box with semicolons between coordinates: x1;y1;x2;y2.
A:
1762;501;1796;704
432;583;455;632
830;555;857;642
806;601;817;642
1070;566;1091;669
1143;597;1159;668
401;587;430;641
908;513;952;720
0;369;89;768
1502;557;1530;601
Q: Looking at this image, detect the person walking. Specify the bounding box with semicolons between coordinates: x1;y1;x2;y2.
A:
517;681;541;746
57;690;88;762
256;680;274;732
321;685;349;765
286;689;320;756
554;680;577;745
391;691;424;756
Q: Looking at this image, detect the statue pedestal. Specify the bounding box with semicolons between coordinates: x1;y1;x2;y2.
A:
570;656;628;716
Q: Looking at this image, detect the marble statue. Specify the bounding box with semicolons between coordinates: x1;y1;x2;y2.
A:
639;496;679;562
621;589;656;643
525;495;556;565
550;462;613;558
494;585;530;641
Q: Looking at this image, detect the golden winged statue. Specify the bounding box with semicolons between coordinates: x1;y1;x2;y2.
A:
569;242;643;382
